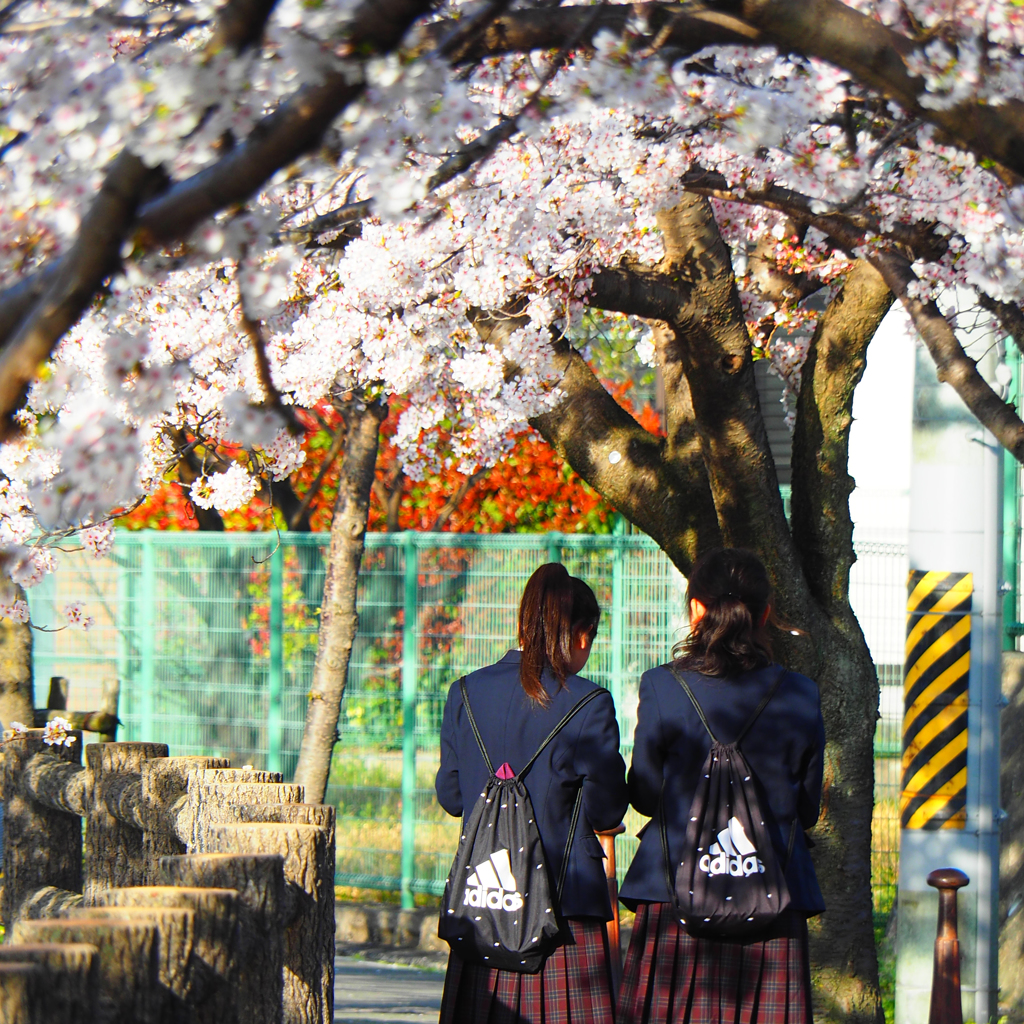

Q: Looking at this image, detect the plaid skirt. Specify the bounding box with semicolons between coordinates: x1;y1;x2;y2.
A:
439;917;616;1024
617;902;813;1024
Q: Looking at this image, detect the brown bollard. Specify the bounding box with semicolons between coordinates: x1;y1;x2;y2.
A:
596;824;626;993
927;867;970;1024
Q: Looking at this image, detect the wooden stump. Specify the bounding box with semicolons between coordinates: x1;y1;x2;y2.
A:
84;742;167;903
191;783;305;852
2;731;83;929
185;769;284;852
95;887;240;1024
208;823;332;1024
0;943;98;1024
0;962;41;1024
16;886;83;922
139;757;230;882
160;853;285;1024
11;917;160;1024
64;905;195;1017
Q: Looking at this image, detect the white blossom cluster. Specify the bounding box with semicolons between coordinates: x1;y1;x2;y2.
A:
0;0;1024;586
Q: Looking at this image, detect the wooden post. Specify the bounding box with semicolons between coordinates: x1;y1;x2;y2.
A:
160;853;286;1024
0;962;41;1024
2;730;83;929
95;887;240;1024
11;917;162;1024
208;823;332;1024
0;943;98;1024
185;768;284;852
100;679;120;743
596;824;625;993
46;677;68;711
927;867;970;1024
84;742;167;902
140;756;230;883
191;783;305;852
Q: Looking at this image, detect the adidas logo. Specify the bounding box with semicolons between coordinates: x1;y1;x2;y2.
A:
462;849;525;911
698;817;765;878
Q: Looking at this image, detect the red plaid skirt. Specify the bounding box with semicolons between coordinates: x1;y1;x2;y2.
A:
439;917;616;1024
617;902;813;1024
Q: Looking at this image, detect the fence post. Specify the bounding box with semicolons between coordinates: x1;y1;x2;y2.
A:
546;532;562;565
267;544;284;776
400;533;418;910
611;528;624;716
139;533;156;743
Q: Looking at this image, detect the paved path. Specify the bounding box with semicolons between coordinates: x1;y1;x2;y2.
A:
334;957;445;1024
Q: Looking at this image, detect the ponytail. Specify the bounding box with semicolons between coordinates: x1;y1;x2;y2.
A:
518;563;601;705
673;548;792;677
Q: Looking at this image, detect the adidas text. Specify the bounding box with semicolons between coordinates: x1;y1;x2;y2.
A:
698;816;765;878
462;849;524;912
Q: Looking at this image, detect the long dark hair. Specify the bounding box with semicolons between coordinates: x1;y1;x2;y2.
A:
673;548;780;677
518;563;600;705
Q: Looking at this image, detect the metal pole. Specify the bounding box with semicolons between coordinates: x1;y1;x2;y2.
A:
928;868;970;1024
400;532;419;909
267;543;284;775
139;532;156;744
896;323;1002;1024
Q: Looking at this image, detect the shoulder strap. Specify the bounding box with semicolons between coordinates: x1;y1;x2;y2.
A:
518;687;605;780
459;679;605;781
668;665;787;746
459;677;494;777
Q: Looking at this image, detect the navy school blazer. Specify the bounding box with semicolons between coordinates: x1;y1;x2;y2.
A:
435;650;629;921
618;662;826;914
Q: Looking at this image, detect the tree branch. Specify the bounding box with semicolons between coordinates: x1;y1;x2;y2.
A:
867;248;1024;463
790;260;893;611
289;419;349;529
0;151;157;441
429;468;487;531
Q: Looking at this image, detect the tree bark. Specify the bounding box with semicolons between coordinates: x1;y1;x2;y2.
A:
83;742;168;904
10;917;161;1024
0;582;33;731
159;852;285;1024
293;395;387;805
0;943;99;1024
2;731;84;929
96;887;241;1024
520;202;890;1023
207;822;332;1024
0;962;42;1024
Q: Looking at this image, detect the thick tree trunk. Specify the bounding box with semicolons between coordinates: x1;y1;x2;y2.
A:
518;206;892;1023
0;582;33;730
292;395;387;804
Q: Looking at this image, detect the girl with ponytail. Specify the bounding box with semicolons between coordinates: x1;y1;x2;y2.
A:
618;548;825;1024
435;563;627;1024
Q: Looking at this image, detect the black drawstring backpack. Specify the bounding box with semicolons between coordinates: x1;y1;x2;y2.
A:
438;678;603;973
660;666;796;939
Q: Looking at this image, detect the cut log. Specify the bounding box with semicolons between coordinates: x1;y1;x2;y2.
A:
185;768;283;852
84;742;167;903
2;731;83;929
0;962;41;1024
140;757;230;881
159;853;285;1024
99;679;120;743
23;752;88;816
0;943;99;1024
16;886;83;921
64;906;195;1008
11;916;160;1024
208;823;332;1024
191;783;304;852
95;887;239;1024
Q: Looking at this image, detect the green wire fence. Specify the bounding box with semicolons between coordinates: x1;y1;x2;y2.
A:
26;528;906;910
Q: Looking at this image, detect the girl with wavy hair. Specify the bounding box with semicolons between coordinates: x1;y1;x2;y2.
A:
618;547;825;1024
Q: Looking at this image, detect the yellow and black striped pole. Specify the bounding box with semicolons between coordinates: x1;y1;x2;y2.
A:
901;570;972;831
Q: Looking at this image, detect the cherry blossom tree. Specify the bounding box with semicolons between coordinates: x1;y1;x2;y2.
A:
8;0;1024;1017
